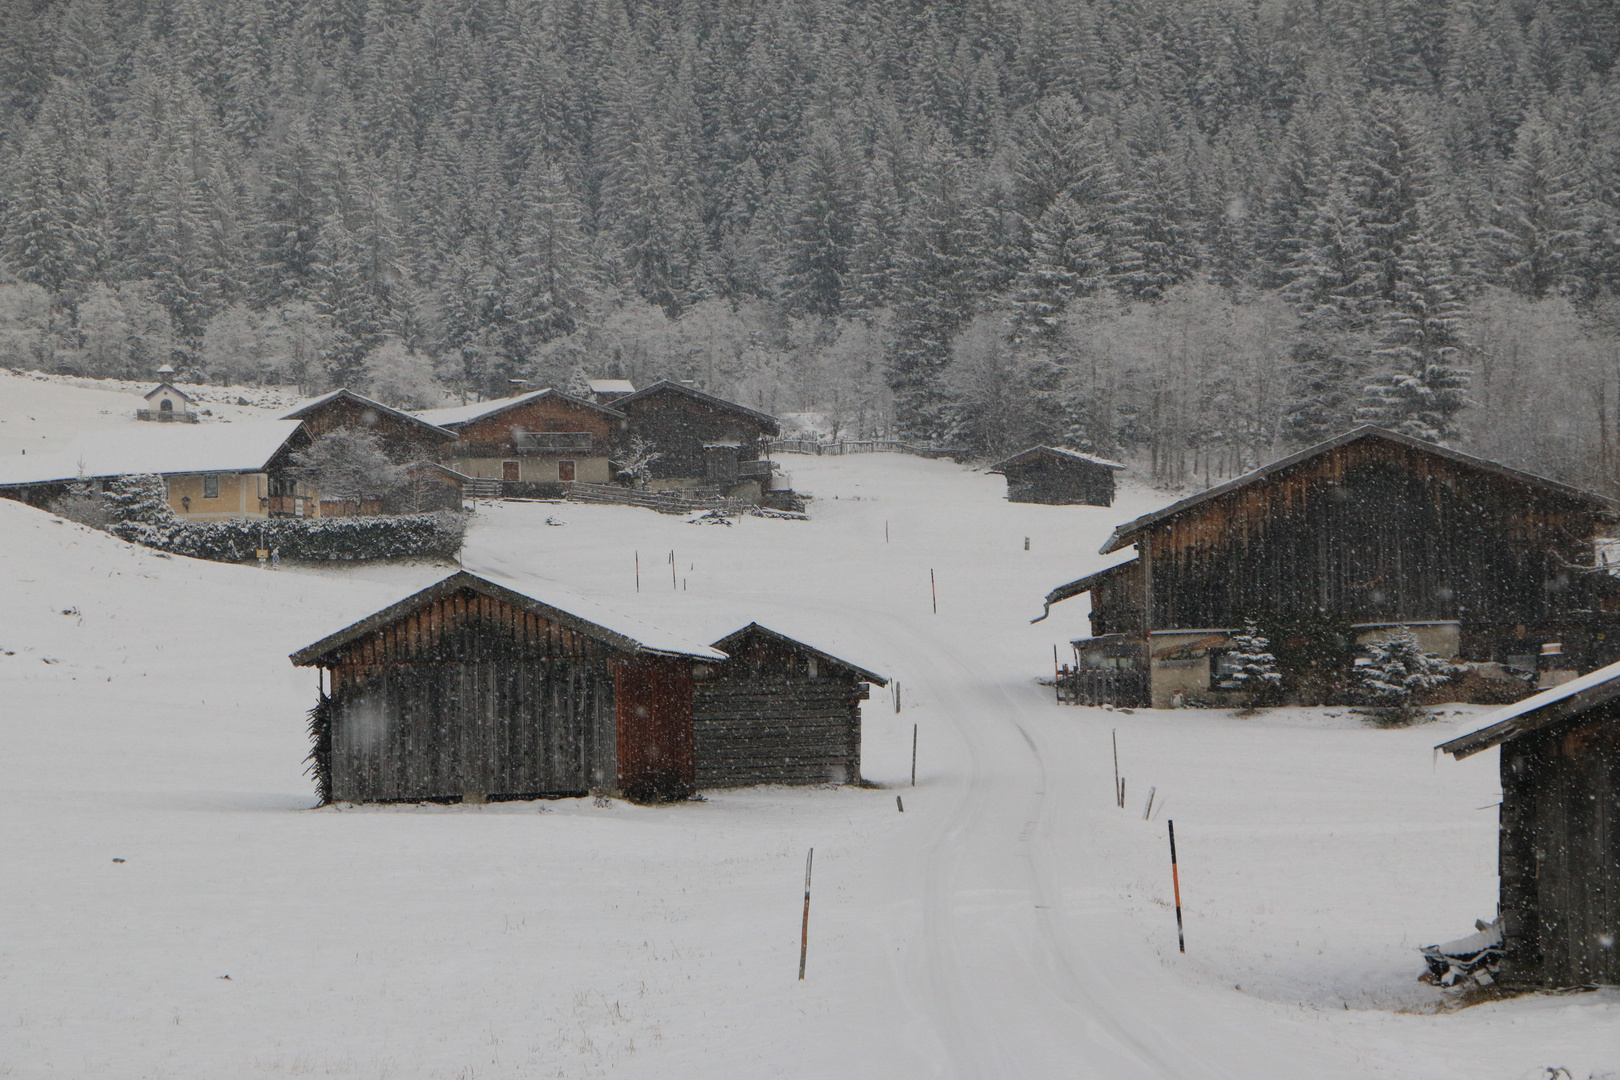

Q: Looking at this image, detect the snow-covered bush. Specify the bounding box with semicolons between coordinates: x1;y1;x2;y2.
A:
1350;627;1458;726
115;510;467;564
48;477;111;529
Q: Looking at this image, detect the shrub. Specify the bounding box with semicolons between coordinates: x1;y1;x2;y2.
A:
1350;627;1459;726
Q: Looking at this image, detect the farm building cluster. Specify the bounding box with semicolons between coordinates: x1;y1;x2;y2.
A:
0;378;794;520
293;572;886;804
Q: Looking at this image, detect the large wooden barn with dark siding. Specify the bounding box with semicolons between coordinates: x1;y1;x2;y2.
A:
693;624;887;789
1440;663;1620;988
989;445;1125;506
613;380;781;501
290;572;726;804
1041;426;1620;708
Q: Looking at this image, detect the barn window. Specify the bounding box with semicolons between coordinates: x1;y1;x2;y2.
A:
806;656;819;679
202;474;220;499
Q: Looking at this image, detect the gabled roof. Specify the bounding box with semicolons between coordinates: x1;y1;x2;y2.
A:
414;388;625;429
283;389;458;442
1100;426;1615;555
710;623;888;685
989;445;1125;473
1031;554;1140;622
613;380;781;435
290;571;727;667
1438;658;1620;760
0;420;308;487
143;382;193;403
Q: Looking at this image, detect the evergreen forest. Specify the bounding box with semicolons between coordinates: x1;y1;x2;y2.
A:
2;0;1619;488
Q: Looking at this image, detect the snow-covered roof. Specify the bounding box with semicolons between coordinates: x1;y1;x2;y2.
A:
1032;551;1140;622
282;389;458;440
710;623;888;685
290;570;727;666
0;420;307;487
1438;657;1620;760
989;445;1126;472
1100;426;1616;555
588;379;635;394
142;382;193;403
414;388;625;428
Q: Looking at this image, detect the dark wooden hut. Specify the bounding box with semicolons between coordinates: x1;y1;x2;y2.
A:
290;572;725;804
613;380;781;500
1439;662;1620;987
989;445;1124;506
692;624;887;788
282;389;458;462
1039;426;1620;708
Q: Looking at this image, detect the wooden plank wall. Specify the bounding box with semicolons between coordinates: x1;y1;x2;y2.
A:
325;589;618;802
1498;708;1620;987
1004;460;1115;506
624;393;768;480
693;680;862;787
613;655;696;801
1145;441;1602;632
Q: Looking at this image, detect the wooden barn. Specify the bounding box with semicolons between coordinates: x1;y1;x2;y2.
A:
416;389;626;495
1040;426;1620;708
290;572;726;804
693;624;887;789
283;389;457;461
613;380;781;501
1439;662;1620;987
989;445;1124;506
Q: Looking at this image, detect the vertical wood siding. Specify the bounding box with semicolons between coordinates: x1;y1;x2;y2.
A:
325;589;617;802
1498;707;1620;987
1141;441;1600;632
613;655;696;801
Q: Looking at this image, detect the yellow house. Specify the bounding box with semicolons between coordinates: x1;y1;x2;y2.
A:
0;420;312;522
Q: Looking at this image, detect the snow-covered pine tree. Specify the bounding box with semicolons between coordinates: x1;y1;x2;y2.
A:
780;128;859;318
1350;626;1456;726
1480;115;1583;300
1008;193;1107;342
1222;618;1283;709
1356;227;1471;443
103;474;177;526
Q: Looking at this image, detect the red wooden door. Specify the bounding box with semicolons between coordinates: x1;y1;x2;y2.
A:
558;460;576;482
502;460;520;482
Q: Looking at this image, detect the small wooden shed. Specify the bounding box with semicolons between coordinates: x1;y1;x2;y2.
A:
290;572;725;804
693;624;887;789
989;445;1125;506
1439;662;1620;987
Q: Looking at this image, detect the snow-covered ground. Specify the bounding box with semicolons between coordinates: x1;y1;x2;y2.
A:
3;380;1617;1079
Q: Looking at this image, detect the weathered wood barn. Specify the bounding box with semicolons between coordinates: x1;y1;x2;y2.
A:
1040;426;1620;708
693;624;887;788
290;572;726;804
416;389;626;495
613;380;781;501
1439;662;1620;987
282;389;457;461
989;445;1124;506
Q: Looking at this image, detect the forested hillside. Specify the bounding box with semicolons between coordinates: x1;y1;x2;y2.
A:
1;0;1618;486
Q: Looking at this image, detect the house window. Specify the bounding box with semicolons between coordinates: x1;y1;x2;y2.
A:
558;460;576;482
202;474;220;499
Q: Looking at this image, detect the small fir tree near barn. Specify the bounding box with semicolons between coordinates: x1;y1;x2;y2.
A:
1219;618;1282;710
1351;627;1456;726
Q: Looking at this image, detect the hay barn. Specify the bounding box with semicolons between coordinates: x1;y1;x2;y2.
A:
693;624;887;788
989;445;1124;506
1440;662;1620;987
290;572;725;804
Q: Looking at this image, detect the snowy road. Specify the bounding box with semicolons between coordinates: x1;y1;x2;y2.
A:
5;444;1619;1079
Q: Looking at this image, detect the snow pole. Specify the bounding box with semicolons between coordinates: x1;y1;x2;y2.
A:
885;520;889;543
635;551;640;592
896;795;904;812
1168;820;1185;953
1143;786;1156;820
1113;730;1122;809
930;569;937;614
911;723;918;786
799;847;814;980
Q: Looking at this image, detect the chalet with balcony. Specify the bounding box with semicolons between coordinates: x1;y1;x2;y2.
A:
1039;426;1620;708
417;389;627;497
613;380;781;502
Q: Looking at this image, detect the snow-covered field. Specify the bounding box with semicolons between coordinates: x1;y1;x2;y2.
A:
3;377;1617;1079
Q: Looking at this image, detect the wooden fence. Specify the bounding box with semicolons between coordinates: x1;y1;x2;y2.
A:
564;482;747;515
767;438;968;460
1056;666;1149;708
